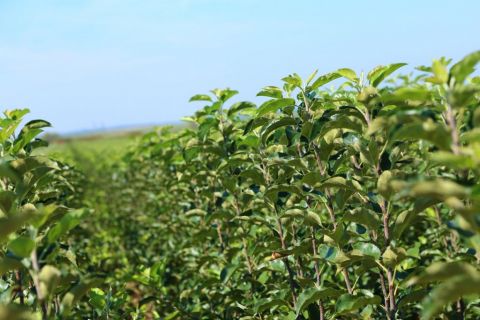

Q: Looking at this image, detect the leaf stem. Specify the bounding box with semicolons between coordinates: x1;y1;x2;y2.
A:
276;217;298;305
445;102;460;155
311;227;325;320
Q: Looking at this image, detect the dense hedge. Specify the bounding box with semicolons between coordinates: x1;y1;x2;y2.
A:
111;52;480;319
0;110;97;319
1;51;480;319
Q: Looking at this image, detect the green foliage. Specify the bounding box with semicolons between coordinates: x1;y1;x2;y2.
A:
3;51;480;319
96;51;477;319
0;110;96;319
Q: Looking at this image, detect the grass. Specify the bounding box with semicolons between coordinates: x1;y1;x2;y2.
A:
37;123;193;169
38;129;142;165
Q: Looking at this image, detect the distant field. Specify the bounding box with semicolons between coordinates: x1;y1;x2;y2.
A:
35;128;147;168
45;132;138;160
41;124;190;164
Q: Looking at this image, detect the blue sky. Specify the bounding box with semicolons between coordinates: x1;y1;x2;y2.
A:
0;0;478;133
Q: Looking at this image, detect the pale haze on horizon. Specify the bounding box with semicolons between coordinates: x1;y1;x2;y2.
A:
0;0;478;133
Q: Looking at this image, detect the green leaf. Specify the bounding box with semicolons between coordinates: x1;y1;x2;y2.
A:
305;211;322;227
317;245;349;264
38;265;61;299
407;261;479;286
220;264;240;283
89;288;106;310
256;98;296;117
407;261;480;320
0;256;23;276
265;185;303;203
0;206;37;242
397;289;428;309
254;298;288;313
47;209;87;243
0;305;40;320
337;68;359;83
368;63;407;87
0;191;16;215
261;117;296;145
61;278;102;315
306;69;318;86
377;170;394;199
321;176;362;193
409;179;469;201
227;101;256;117
7;236;35;258
392;198;440;239
239;168;265;185
189;94;212;102
386;87;434;106
314;115;364;139
304;174;363;193
429;151;476;169
351;242;381;259
295;287;341;316
392;120;451;151
357;86;379;104
282;73;302;88
302;172;322;186
309;72;341;90
335;293;382;314
426;59;448;84
421;274;480;320
257;86;283;99
342;208;380;230
450;50;480;84
211;88;239;102
382;246;407;267
22;119;51;131
185;209;207;217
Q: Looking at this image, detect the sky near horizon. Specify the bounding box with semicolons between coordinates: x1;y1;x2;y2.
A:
0;0;479;133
